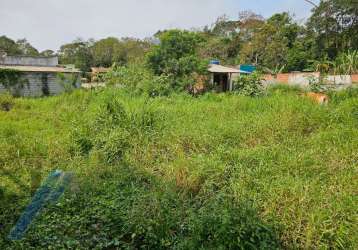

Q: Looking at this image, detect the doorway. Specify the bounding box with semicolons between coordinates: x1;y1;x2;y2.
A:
213;73;229;92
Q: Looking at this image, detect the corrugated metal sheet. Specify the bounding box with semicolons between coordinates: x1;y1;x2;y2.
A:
208;64;248;74
240;64;256;73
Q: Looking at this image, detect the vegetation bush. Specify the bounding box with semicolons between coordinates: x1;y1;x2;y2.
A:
0;88;357;249
2;0;357;74
56;73;79;93
105;65;173;97
233;72;264;97
0;93;15;111
146;30;205;76
146;30;209;91
335;50;358;75
307;75;326;93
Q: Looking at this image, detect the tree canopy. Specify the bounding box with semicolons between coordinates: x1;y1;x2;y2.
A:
1;0;357;74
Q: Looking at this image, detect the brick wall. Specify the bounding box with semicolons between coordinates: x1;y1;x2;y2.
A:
351;74;358;84
276;73;290;83
263;74;274;81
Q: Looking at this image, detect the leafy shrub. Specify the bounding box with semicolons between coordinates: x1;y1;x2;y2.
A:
234;72;264;97
307;75;326;93
335;50;358;75
180;196;280;249
105;65;172;97
146;30;209;92
105;64;147;89
0;93;15;111
11;165;280;249
57;73;78;93
140;74;173;97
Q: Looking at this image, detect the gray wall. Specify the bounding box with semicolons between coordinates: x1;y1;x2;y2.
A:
0;56;58;66
0;72;80;97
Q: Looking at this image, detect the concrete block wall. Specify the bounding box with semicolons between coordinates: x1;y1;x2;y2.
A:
0;56;58;67
263;72;356;89
0;72;80;97
276;73;290;83
326;75;352;85
288;72;320;87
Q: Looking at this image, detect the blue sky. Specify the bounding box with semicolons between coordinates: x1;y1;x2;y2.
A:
0;0;316;51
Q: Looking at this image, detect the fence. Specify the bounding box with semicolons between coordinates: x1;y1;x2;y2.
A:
263;72;358;88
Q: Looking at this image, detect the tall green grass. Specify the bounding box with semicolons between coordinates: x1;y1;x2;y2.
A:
0;87;357;249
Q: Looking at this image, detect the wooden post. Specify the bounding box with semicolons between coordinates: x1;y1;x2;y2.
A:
229;73;233;91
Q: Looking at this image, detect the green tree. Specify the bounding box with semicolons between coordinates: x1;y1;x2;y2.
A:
91;37;152;67
198;15;244;64
58;39;93;72
286;42;311;72
0;36;22;55
120;38;152;64
91;37;121;67
147;30;207;80
306;0;358;59
16;39;39;56
239;19;288;69
239;12;305;71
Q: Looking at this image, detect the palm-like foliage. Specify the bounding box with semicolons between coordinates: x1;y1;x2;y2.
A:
307;55;335;74
263;64;285;76
335;50;358;75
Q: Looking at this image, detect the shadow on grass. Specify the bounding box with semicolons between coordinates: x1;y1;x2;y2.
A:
2;164;282;249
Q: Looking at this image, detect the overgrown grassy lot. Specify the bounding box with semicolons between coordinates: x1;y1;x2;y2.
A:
0;86;357;249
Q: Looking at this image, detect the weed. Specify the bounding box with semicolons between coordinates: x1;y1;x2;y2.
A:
0;88;357;249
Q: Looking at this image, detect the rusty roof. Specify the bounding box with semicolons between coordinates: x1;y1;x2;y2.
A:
0;65;80;73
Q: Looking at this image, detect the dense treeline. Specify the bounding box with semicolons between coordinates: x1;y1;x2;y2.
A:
0;0;357;73
0;36;152;72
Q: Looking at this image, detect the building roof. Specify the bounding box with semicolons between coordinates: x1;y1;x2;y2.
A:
0;65;80;73
91;67;110;73
208;64;250;74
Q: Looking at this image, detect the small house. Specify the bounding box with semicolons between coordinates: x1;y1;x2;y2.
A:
0;53;80;97
208;64;250;92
